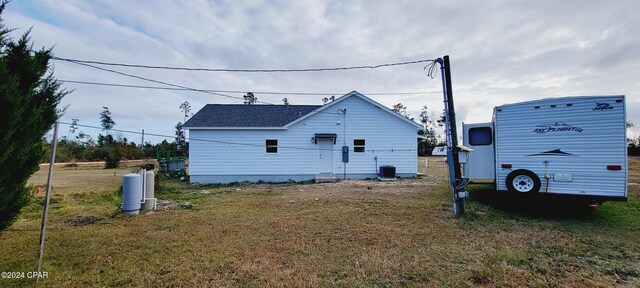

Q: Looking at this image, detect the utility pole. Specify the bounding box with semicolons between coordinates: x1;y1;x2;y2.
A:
436;55;466;216
38;121;59;272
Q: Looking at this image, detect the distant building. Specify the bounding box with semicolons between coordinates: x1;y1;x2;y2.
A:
432;146;447;156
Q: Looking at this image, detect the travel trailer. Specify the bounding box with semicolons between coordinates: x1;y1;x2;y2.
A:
461;95;627;202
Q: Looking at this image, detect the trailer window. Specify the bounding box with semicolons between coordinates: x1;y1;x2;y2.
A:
469;127;492;146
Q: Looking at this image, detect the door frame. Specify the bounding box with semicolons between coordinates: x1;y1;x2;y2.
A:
317;138;334;174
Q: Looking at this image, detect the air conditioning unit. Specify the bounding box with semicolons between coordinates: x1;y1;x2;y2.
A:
379;165;396;178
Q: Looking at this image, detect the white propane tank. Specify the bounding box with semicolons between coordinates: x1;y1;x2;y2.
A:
122;173;142;215
142;170;155;211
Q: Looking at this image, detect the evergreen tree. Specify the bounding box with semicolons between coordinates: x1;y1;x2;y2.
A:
98;106;119;168
175;121;185;145
99;106;115;132
179;101;191;123
392;102;413;120
0;1;68;230
243;92;257;105
418;105;438;149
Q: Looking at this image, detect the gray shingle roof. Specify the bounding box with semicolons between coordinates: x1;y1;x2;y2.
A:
183;104;322;128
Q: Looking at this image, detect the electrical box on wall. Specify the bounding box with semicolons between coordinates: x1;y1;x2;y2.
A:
342;146;349;163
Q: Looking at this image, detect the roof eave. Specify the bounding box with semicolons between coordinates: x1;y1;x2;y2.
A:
183;126;287;130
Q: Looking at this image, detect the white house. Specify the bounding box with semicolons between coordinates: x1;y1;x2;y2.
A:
182;91;422;184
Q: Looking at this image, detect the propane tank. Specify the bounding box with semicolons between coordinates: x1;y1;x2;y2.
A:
142;170;155;210
122;173;142;215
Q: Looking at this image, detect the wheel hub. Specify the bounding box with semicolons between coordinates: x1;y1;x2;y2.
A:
512;175;534;192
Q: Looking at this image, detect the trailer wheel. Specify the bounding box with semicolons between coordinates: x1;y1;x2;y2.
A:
506;170;541;193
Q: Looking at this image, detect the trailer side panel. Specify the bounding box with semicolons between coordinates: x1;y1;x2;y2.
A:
494;95;627;199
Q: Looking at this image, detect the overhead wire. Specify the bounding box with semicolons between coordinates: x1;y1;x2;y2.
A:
59;121;416;153
56;61;426;115
58;79;441;96
52;56;435;73
56;56;441;111
59;59;277;105
54;56;438;145
58;60;332;109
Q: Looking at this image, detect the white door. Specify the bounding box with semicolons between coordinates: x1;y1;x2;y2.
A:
463;122;495;181
318;138;334;174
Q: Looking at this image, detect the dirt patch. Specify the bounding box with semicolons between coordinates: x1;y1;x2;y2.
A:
64;215;102;226
154;200;195;210
156;200;177;210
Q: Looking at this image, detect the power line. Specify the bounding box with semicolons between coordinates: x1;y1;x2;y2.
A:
60;59;277;105
53;56;435;73
60;121;415;153
59;79;441;96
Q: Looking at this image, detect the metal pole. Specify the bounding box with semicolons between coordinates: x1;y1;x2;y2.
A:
436;56;465;216
38;121;59;272
443;56;462;182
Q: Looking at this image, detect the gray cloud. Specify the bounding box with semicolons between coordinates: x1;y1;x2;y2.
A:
4;0;638;142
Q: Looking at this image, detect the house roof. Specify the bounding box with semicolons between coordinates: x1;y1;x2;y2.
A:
284;91;422;129
183;104;322;128
183;91;422;130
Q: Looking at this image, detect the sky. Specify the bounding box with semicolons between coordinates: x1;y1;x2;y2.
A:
4;0;639;143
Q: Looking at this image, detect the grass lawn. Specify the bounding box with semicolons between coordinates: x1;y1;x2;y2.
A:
0;157;638;287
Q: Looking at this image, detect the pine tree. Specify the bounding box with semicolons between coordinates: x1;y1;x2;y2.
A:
179;101;191;123
0;1;68;230
175;121;185;145
243;92;257;105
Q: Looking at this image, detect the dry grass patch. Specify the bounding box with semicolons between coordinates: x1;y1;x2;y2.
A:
0;157;638;287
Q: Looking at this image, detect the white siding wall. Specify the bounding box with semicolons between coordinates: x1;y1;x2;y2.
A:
188;95;419;183
494;96;627;198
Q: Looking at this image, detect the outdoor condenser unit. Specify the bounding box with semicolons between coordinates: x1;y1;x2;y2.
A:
379;165;396;178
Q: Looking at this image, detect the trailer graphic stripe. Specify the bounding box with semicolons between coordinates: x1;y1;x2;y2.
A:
526;149;575;156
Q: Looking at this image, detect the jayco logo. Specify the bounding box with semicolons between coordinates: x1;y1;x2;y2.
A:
593;102;614;111
533;122;583;134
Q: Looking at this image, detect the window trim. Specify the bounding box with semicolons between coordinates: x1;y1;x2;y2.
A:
265;139;278;153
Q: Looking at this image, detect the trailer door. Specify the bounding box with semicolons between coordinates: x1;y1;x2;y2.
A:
463;122;495;182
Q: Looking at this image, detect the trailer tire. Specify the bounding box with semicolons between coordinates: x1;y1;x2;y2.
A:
506;170;541;193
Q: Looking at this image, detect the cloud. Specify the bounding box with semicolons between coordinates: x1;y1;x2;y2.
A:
3;0;638;142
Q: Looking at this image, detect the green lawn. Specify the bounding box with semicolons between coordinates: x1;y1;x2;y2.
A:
0;157;638;287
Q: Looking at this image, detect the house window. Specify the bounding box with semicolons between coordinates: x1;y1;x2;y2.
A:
468;127;492;146
266;139;278;153
354;139;365;152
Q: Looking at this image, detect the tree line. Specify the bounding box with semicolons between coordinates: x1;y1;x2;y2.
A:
42;105;190;168
392;103;446;156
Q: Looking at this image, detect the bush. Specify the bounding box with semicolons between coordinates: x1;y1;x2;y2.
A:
104;149;122;169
